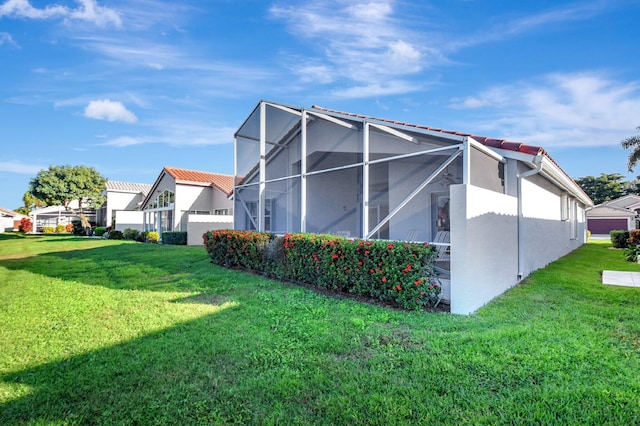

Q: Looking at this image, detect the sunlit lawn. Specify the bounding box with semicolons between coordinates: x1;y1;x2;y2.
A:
1;233;639;425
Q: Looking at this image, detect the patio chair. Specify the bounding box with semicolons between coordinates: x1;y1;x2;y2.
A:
432;231;450;261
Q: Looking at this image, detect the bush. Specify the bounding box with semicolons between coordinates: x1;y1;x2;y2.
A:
94;226;107;237
55;224;67;233
146;231;160;244
123;228;140;241
162;231;187;245
19;218;32;233
136;231;148;243
66;223;74;233
203;230;440;310
71;220;84;235
42;226;55;234
624;245;640;262
610;230;629;248
629;229;640;246
107;230;124;240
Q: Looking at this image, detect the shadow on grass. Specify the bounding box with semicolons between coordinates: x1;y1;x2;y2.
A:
0;303;270;425
0;241;221;293
0;233;26;241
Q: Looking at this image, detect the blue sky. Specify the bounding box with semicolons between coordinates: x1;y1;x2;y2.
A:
2;0;640;209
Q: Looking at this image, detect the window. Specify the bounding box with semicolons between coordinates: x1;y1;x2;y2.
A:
570;199;578;240
214;209;229;215
561;194;570;221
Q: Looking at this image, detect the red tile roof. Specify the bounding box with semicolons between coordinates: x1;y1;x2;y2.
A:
164;166;234;196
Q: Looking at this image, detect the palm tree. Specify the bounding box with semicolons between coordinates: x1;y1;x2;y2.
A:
622;127;640;172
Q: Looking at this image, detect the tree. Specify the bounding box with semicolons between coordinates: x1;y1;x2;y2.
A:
28;165;107;230
22;191;44;212
621;126;640;172
574;173;627;205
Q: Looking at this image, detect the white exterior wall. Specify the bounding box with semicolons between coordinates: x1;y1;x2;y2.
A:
113;210;145;232
0;216;13;232
187;214;234;246
105;191;143;227
450;184;519;315
175;185;210;231
519;177;585;277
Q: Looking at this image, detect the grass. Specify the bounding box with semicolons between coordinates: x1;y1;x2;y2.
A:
0;233;639;425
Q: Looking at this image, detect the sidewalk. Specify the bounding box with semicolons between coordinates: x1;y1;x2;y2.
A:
602;270;640;288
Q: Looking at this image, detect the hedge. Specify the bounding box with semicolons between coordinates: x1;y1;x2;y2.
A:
162;231;187;245
203;230;441;310
610;230;629;248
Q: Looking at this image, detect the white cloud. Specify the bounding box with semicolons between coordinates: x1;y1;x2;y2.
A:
102;136;140;147
84;99;137;123
0;32;18;47
0;161;44;174
450;72;640;148
270;0;433;98
0;0;121;28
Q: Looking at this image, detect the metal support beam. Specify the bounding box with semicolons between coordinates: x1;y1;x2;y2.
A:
367;150;462;239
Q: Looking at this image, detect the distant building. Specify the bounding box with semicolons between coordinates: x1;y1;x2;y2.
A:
586;194;640;234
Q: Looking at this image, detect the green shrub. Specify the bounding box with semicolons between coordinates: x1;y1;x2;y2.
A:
94;226;107;237
136;231;148;243
107;230;124;240
71;220;84;235
123;228;140;241
162;231;187;245
624;245;640;262
55;224;67;233
610;230;629;248
42;226;55;234
203;230;440;310
146;231;160;244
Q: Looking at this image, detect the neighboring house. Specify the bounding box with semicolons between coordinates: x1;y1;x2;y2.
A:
141;166;234;245
29;202;97;232
0;208;27;232
586;194;640;234
97;180;152;231
233;101;593;315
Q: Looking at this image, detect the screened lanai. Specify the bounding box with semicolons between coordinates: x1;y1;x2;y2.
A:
234;101;505;246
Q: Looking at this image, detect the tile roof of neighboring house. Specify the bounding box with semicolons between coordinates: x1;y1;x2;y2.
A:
586;204;637;217
0;207;27;218
164;166;234;196
106;180;152;195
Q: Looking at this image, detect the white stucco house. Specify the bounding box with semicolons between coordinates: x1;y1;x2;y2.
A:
233;100;593;314
141;166;234;245
97;181;152;230
586;194;640;234
0;208;27;232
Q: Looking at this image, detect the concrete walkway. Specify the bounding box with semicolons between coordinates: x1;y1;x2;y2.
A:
602;270;640;288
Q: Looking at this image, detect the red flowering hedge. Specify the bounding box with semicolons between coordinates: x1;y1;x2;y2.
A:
203;230;441;310
19;218;33;233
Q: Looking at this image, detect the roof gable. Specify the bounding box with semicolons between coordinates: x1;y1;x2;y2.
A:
164;166;233;196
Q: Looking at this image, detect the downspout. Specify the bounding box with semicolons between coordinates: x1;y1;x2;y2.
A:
517;154;543;279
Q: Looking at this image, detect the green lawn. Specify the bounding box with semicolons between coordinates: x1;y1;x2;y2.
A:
1;233;639;425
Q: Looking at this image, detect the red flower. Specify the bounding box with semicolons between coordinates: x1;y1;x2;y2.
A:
428;285;433;290
396;285;402;291
388;243;394;250
382;277;387;283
